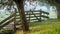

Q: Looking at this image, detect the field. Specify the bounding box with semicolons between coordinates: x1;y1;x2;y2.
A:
15;20;60;34
26;20;60;34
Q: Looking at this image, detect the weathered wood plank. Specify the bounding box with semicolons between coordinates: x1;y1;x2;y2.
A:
0;18;14;29
0;13;15;25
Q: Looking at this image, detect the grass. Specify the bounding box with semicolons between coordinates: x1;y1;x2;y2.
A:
27;20;60;34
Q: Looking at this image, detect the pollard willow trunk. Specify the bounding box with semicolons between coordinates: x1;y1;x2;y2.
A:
14;0;29;31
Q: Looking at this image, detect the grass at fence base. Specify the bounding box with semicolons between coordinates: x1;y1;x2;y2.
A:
14;20;60;34
27;20;60;34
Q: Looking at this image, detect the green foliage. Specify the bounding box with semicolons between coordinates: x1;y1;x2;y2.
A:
46;0;60;6
39;0;60;6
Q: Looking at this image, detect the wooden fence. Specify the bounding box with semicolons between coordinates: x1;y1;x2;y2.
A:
0;10;49;33
0;12;16;33
16;10;49;22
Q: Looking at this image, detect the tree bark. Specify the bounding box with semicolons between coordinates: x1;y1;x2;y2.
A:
56;6;60;19
14;0;29;31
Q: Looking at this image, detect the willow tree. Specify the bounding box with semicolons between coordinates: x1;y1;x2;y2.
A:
45;0;60;19
13;0;29;31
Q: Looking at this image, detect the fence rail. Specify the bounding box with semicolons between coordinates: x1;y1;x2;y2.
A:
0;13;15;30
16;10;49;22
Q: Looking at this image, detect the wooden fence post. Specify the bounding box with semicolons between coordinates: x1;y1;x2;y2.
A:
40;10;42;22
13;9;16;32
29;11;31;23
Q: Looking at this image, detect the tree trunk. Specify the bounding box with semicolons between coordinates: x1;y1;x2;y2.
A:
14;0;29;31
56;6;60;19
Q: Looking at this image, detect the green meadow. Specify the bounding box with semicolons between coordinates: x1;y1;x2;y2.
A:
27;20;60;34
